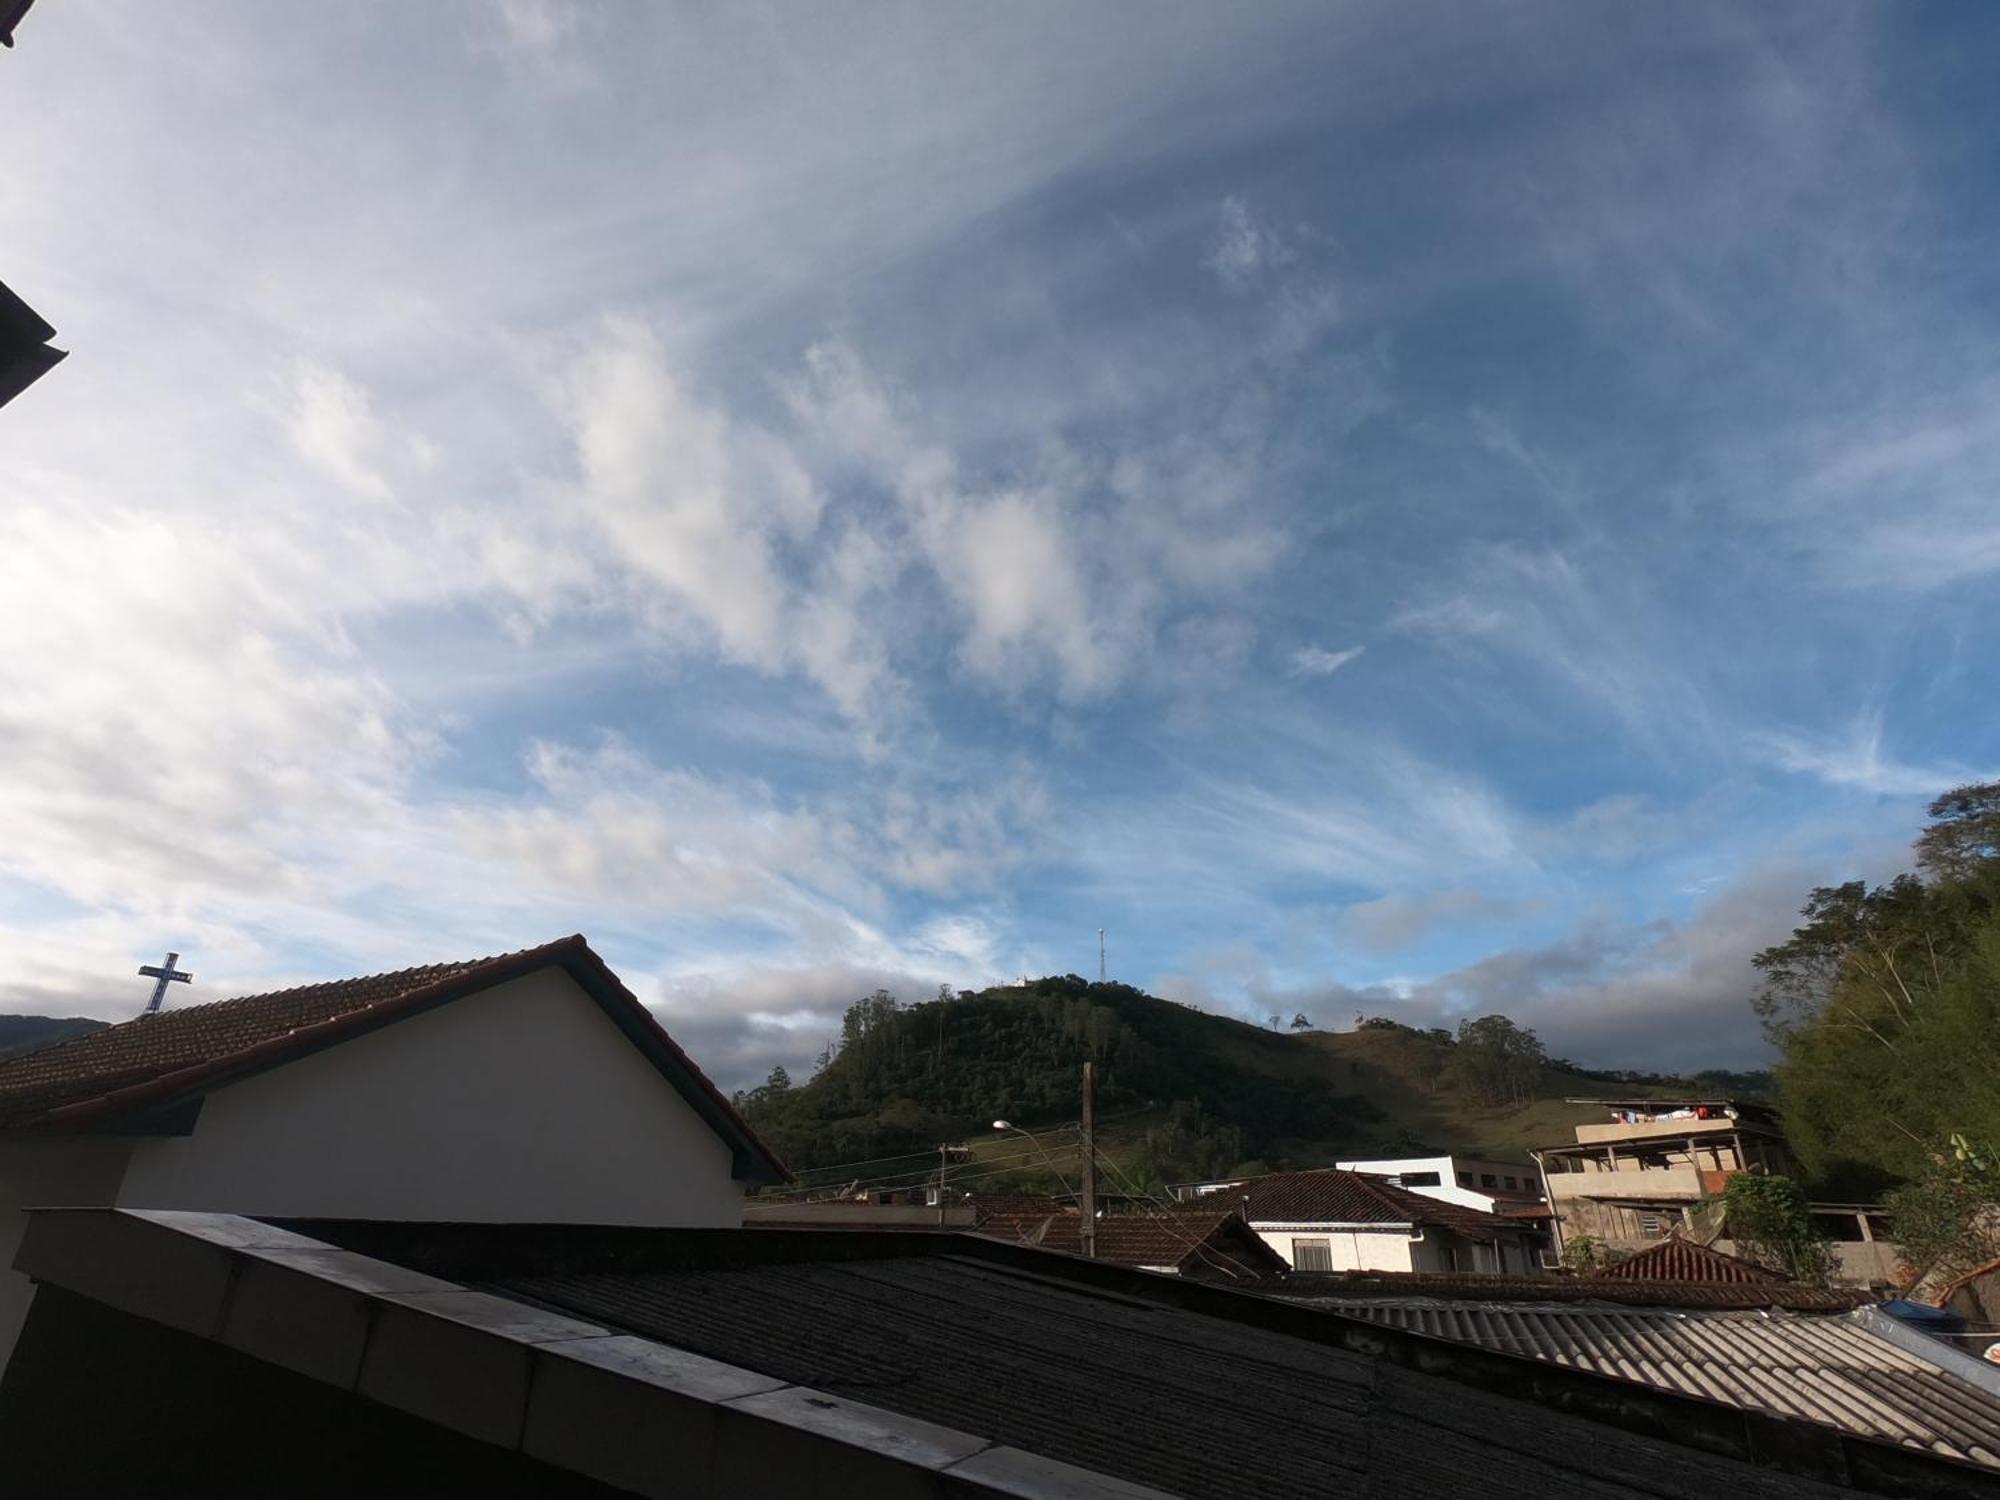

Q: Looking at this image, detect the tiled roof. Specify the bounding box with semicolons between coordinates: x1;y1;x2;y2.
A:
0;957;494;1127
1201;1169;1519;1240
0;936;787;1182
970;1197;1285;1276
1274;1269;1871;1312
1325;1300;2000;1470
1595;1237;1782;1283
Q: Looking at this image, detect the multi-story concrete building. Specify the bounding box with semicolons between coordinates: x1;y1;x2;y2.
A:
1531;1097;1796;1255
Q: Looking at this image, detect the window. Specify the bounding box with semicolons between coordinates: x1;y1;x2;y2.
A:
1293;1238;1334;1272
1639;1213;1667;1237
1457;1171;1474;1186
1503;1176;1518;1190
1400;1171;1441;1187
1479;1173;1497;1189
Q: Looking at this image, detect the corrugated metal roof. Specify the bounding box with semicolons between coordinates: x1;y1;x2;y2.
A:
1317;1298;2000;1469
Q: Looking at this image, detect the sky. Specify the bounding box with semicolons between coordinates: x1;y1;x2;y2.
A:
3;2;1998;1089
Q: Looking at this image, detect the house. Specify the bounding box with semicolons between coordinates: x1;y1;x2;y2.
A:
1190;1167;1545;1274
0;936;786;1366
1532;1096;1797;1254
5;1208;1995;1497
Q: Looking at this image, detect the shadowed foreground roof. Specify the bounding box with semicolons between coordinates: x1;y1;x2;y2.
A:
0;936;785;1181
19;1211;2000;1498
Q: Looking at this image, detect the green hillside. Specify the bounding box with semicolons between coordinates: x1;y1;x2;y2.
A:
0;1015;108;1059
737;977;1761;1189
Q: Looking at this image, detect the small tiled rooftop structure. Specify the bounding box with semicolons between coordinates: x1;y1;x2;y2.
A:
1197;1167;1518;1239
1595;1235;1783;1283
0;937;784;1181
1318;1298;2000;1470
10;1209;2000;1497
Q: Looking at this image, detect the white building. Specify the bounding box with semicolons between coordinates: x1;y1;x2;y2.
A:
1335;1154;1543;1213
1190;1168;1545;1276
0;935;786;1366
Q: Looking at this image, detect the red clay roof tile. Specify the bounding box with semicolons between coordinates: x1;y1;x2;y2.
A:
0;936;787;1183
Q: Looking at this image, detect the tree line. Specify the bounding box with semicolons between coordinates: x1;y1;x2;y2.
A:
1754;782;2000;1282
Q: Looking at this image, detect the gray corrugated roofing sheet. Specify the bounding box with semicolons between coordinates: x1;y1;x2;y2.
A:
1317;1298;2000;1469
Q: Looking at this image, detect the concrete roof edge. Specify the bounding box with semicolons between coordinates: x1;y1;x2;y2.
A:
8;1209;1175;1500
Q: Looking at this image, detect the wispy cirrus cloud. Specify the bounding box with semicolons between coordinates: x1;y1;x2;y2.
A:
1288;644;1364;677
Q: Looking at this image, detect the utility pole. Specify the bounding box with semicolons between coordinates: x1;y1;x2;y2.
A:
1080;1060;1098;1259
1097;928;1105;984
938;1141;949;1226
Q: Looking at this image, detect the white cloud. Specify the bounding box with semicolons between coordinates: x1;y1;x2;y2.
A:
1208;196;1294;288
1288;644;1364;677
1759;718;1993;798
1335;888;1521;953
286;362;412;500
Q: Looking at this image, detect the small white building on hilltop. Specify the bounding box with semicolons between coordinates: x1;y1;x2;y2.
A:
0;935;787;1366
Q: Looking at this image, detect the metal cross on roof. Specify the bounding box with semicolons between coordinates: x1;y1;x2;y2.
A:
137;951;192;1015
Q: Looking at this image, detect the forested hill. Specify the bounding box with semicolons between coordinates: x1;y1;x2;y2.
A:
0;1015;108;1059
735;976;1759;1183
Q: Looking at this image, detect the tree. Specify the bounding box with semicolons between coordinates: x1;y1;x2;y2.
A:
1915;783;2000;884
1560;1233;1606;1272
1753;784;2000;1189
1290;1013;1311;1031
1444;1015;1547;1108
1885;1134;2000;1287
1130;1101;1243;1189
1719;1173;1834;1285
1267;1014;1282;1031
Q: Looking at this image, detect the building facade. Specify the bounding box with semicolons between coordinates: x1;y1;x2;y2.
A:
0;937;785;1367
1533;1097;1794;1254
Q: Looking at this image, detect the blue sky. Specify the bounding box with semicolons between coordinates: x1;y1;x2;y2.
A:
4;2;1998;1087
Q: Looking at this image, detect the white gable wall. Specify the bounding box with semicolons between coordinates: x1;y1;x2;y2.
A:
115;967;747;1227
1255;1225;1423;1273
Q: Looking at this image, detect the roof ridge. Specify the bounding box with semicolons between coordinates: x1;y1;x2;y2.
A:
3;938;585;1068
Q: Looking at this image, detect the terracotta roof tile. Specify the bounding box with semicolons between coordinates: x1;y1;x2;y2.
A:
0;956;496;1126
1594;1237;1782;1284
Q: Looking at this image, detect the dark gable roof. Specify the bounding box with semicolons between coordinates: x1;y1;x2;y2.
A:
1594;1237;1782;1284
0;936;787;1183
1206;1169;1519;1240
1027;1208;1288;1276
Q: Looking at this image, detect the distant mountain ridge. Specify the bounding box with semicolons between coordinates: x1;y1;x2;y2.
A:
0;1015;111;1060
737;976;1769;1183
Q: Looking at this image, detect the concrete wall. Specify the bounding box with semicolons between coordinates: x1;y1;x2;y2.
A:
0;1140;133;1366
1336;1155;1537;1212
1259;1227;1421;1273
116;968;746;1228
1547;1164;1707;1200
